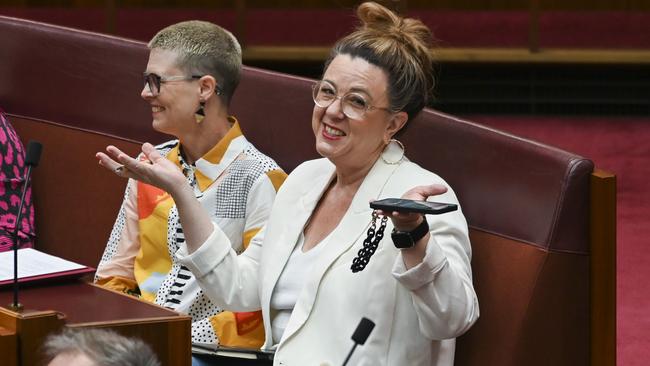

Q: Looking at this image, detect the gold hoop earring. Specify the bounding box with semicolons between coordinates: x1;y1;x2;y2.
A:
381;139;405;165
195;100;206;124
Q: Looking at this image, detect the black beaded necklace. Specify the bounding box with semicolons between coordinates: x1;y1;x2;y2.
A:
351;212;388;273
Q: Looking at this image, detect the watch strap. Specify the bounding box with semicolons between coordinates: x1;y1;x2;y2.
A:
391;217;429;248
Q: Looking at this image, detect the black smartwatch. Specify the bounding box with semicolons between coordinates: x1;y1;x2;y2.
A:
391;217;429;249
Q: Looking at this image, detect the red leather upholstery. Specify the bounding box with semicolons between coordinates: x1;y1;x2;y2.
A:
0;15;594;366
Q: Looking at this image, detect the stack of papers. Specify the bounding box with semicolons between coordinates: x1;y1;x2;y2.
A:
0;248;95;286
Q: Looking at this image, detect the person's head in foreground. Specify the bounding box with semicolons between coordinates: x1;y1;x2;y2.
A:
142;20;241;143
44;328;160;366
312;1;434;167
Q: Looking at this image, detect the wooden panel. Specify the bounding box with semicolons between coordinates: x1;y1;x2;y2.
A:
0;307;65;366
0;282;191;366
0;326;17;366
10;117;142;268
590;170;616;366
242;46;650;65
69;318;191;365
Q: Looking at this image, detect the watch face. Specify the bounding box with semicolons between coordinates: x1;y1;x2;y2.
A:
391;232;415;249
391;219;429;249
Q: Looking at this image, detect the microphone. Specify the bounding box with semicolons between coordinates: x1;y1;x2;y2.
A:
25;140;43;167
8;140;43;311
342;317;375;366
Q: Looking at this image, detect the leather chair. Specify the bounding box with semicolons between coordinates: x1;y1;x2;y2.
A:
0;15;615;366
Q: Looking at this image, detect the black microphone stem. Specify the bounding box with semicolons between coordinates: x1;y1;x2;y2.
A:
8;140;42;311
10;164;32;311
342;343;357;366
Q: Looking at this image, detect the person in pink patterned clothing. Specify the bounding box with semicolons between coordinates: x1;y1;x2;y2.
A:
0;108;35;252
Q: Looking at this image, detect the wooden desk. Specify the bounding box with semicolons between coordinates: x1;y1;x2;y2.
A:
0;280;191;366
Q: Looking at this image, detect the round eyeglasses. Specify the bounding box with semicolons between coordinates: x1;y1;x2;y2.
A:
143;72;202;96
312;80;393;120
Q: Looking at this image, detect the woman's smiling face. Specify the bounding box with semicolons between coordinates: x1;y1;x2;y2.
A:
312;54;404;169
141;48;200;138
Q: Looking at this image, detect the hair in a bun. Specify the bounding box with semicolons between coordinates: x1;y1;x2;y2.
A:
325;2;435;123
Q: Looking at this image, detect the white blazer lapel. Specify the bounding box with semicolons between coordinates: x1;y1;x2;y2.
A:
280;154;401;344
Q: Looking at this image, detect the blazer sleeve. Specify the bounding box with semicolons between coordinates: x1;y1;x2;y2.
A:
176;171;283;312
391;180;480;340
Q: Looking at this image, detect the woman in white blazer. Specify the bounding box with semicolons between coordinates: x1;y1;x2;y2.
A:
98;2;479;365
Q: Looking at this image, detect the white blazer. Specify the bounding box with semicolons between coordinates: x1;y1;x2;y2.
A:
179;147;479;366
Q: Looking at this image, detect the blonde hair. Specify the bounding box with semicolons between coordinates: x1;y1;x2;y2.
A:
325;2;435;122
149;20;242;104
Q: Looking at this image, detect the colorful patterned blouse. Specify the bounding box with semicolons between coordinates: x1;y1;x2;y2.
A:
0;109;35;252
95;119;286;348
